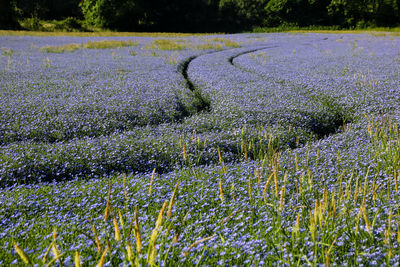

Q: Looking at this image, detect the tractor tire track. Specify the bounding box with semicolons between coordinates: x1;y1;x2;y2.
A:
177;45;280;116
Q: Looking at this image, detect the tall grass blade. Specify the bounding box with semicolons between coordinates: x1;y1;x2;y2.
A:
149;168;156;196
113;216;122;242
104;180;113;222
147;201;168;266
97;245;109;267
42;242;53;264
167;182;180;218
134;206;142;254
183;235;216;257
74;250;81;267
13;242;30;265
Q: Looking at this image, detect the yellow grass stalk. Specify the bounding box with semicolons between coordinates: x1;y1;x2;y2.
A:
166;218;174;237
307;169;313;190
279;186;285;212
183;146;187;162
361;206;372;235
318;200;324;228
293;213;301;234
183;235;216;257
323;187;328;211
244;143;248;162
49;242;64;267
231;182;236;201
13;242;30;265
221;209;240;225
314;200;319;227
325;237;337;267
256;168;262;192
42;243;53;264
309;211;316;242
173;231;180;244
134;206;142;254
123;174;129;211
385;211;392;245
97;245;109;267
394;168;399;193
167;182;180;218
126;241;134;264
52;228;57;241
90;220;102;253
268;134;273;152
273;156;279;197
104;181;113;222
113;217;122;242
192;167;198;179
118;209;125;229
74;250;81;267
52;242;61;259
217;147;226;174
397;218;400;243
219;179;224;202
297;172;304;196
46;253;65;267
248;176;253;202
263;173;274;203
147;201;168;266
149;168;156;196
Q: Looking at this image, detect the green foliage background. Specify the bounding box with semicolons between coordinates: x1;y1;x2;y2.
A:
1;0;400;33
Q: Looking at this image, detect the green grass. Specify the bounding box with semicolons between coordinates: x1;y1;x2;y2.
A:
40;40;139;53
194;43;223;50
1;47;13;56
144;39;188;50
205;38;241;48
144;38;241;51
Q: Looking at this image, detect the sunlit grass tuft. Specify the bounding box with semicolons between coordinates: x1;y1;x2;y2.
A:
1;47;14;56
144;39;188;50
40;40;138;53
195;43;223;50
83;40;138;49
144;37;240;51
207;37;241;48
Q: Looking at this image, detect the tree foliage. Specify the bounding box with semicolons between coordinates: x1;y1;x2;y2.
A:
0;0;18;29
3;0;400;31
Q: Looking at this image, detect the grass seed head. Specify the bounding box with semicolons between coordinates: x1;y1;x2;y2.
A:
13;242;30;265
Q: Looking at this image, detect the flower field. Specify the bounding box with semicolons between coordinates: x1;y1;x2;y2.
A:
1;32;400;265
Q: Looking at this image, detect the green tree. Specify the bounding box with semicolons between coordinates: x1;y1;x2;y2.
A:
80;0;144;30
265;0;331;26
219;0;269;31
374;0;400;26
0;0;19;29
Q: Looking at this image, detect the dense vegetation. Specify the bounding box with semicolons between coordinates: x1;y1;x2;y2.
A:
2;0;400;32
1;31;400;265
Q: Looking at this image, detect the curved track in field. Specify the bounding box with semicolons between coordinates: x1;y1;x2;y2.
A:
178;46;277;93
227;45;279;65
184;43;351;144
177;46;278;114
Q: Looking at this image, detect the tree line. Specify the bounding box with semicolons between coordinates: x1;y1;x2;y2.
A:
1;0;400;31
